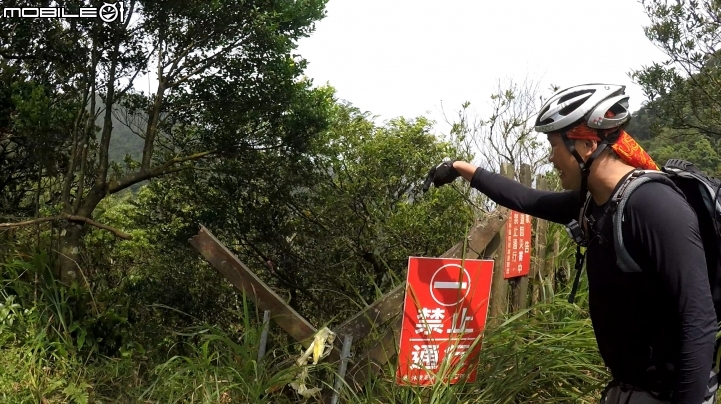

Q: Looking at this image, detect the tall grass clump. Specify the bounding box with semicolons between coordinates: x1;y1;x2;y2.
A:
0;251;111;403
0;251;322;403
339;287;604;404
0;223;609;403
137;293;312;403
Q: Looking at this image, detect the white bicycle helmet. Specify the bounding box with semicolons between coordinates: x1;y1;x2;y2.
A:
534;83;631;135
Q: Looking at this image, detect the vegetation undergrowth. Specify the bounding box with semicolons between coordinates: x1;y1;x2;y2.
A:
0;245;607;404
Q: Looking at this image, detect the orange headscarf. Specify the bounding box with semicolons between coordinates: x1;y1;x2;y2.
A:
564;112;658;170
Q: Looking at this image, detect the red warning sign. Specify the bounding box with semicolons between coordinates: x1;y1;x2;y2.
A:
396;257;494;385
503;210;532;279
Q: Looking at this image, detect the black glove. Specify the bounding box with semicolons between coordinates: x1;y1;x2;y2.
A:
422;160;460;192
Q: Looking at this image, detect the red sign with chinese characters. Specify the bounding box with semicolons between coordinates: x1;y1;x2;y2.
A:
396;257;494;385
503;210;532;279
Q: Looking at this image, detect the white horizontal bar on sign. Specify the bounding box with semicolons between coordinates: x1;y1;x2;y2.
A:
433;282;467;289
407;337;480;342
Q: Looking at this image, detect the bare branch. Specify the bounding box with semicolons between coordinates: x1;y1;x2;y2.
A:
165;35;249;89
97;28;124;190
62;74;91;208
0;213;132;240
167;29;218;78
109;150;216;193
116;46;157;100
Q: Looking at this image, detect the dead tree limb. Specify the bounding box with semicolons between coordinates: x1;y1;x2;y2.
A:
0;214;132;240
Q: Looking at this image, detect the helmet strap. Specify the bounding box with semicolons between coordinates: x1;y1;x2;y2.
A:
560;130;616;220
562;130;611;305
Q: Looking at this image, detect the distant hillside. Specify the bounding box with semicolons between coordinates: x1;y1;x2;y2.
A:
92;95;145;164
624;105;656;142
625;102;721;176
92;95;147;192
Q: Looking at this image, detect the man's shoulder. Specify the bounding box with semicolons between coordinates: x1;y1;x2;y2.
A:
622;177;696;224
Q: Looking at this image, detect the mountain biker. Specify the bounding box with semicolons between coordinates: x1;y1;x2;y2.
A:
424;84;718;404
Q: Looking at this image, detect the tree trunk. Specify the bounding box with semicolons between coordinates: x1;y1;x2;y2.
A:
56;221;85;283
56;185;106;283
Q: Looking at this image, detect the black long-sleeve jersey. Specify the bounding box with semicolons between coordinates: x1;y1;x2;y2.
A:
470;167;717;404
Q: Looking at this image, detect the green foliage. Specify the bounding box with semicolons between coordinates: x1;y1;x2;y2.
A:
1;0;335;283
632;0;721;138
625;104;721;177
131;100;477;326
137;293;302;404
624;0;721;180
641;128;721;176
625;106;658;142
0;251;131;403
0;78;76;216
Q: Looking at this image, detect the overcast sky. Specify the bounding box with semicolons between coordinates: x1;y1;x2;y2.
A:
294;0;669;134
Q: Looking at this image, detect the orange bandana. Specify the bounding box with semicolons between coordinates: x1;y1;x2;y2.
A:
565;124;658;171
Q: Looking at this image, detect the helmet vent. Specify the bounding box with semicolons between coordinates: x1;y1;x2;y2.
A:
558;90;595;116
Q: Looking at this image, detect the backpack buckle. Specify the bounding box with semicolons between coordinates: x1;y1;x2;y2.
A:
612;170;650;204
565;220;588;247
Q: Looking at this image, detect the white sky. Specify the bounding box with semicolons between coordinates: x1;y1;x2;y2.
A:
294;0;669;135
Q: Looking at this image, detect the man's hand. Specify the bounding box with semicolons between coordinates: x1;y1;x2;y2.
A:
422;160;460;192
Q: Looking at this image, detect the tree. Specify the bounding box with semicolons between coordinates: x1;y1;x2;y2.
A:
642;127;721;176
444;77;553;178
131;100;476;323
631;0;721;138
0;0;331;283
0;68;75;219
624;104;659;142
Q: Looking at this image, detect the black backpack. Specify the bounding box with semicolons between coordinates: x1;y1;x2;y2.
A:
568;159;721;325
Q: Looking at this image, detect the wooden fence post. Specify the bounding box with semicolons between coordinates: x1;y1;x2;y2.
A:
531;174;548;305
490;163;514;318
548;231;560;300
512;164;533;311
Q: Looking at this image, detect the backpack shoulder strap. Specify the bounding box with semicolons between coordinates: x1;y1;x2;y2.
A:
612;170;668;273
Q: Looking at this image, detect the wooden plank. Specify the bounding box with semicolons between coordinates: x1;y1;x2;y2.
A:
189;225;318;348
482;232;501;259
332;283;405;345
347;316;402;388
345;207;509;389
455;207;509;258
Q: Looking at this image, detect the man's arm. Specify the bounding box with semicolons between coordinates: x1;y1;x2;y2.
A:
451;161;579;225
452;161;482;181
626;182;717;404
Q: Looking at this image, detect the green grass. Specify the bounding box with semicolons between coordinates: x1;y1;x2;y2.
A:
0;234;608;404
